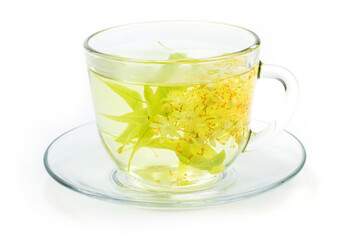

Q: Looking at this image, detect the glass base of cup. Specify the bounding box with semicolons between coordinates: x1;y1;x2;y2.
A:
111;168;235;193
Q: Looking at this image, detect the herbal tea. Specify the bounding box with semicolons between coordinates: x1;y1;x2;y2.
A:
89;53;258;187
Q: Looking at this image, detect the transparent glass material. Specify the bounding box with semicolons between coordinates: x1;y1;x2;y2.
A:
84;21;299;191
43;121;306;208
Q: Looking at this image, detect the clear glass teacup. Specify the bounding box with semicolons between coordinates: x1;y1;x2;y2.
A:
84;21;298;191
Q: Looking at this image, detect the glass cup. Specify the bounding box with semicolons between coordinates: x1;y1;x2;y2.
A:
84;21;298;191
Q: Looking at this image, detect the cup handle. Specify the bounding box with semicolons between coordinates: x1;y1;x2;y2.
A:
245;61;299;151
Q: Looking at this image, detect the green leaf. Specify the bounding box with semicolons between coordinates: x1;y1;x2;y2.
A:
151;52;192;105
115;124;140;144
92;72;144;110
144;85;154;103
103;81;144;110
176;150;226;172
157;41;188;60
153;86;172;100
154;52;190;83
127;125;154;171
145;138;176;151
154;65;179;83
100;108;148;124
174;142;226;172
168;52;188;60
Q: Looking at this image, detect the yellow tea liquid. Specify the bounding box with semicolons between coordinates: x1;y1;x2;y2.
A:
90;56;258;187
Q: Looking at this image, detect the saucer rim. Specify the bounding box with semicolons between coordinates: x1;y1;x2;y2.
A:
44;121;306;208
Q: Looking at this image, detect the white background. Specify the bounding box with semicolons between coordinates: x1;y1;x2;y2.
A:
1;0;359;239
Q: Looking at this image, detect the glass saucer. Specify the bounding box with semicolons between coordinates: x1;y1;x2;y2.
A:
44;121;306;208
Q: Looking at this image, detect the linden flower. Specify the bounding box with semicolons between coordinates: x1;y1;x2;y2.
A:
184;111;204;132
150;67;256;156
150;114;181;143
167;90;186;109
207;129;222;147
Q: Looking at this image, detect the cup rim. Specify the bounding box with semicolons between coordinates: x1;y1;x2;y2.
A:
84;20;261;64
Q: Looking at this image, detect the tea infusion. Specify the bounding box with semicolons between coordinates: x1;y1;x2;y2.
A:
90;51;258;186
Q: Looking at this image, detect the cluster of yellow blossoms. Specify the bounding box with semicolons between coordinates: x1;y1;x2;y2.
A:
150;67;257;160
